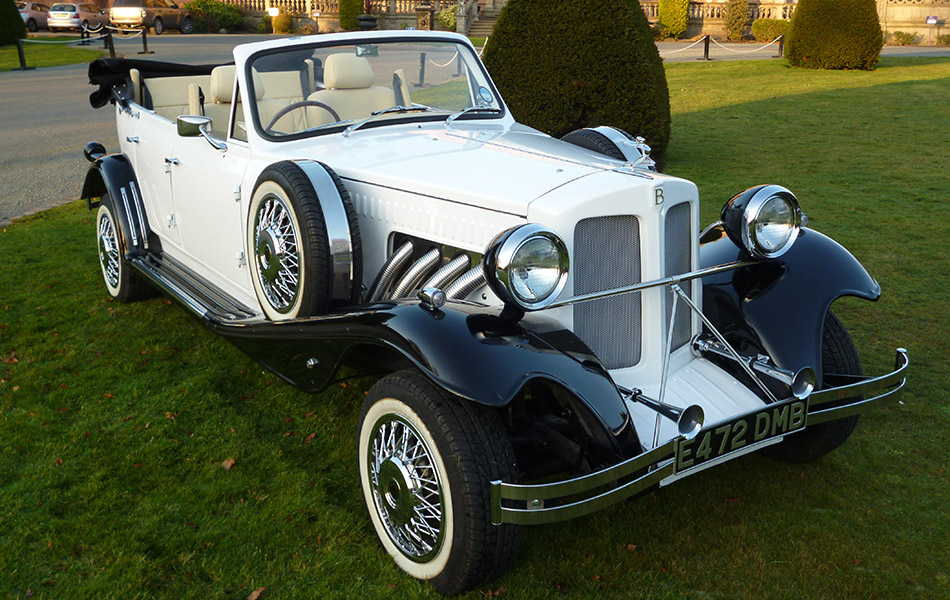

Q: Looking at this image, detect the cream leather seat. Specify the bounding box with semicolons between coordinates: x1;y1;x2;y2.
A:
307;53;395;126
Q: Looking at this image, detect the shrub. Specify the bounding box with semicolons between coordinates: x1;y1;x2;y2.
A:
437;4;458;31
751;18;789;42
724;0;750;41
272;13;293;34
1;0;26;45
256;15;272;33
339;0;361;31
184;0;244;33
482;0;671;164
658;0;689;39
889;31;918;46
938;33;950;47
785;0;883;70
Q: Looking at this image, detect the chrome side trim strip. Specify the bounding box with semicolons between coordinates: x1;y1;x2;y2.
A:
294;160;354;305
546;260;753;310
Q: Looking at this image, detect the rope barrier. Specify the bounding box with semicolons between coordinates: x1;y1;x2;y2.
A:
657;37;707;56
21;33;109;45
427;51;459;68
708;36;782;53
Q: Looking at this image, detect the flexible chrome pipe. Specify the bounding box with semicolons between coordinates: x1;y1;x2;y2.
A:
444;266;486;300
388;247;441;299
423;253;470;290
367;241;414;302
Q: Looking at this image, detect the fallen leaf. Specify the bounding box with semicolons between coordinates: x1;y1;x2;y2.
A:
185;522;198;529
165;412;179;420
103;393;114;399
625;544;638;553
247;587;265;600
305;433;317;444
387;583;396;589
724;498;740;504
221;458;236;470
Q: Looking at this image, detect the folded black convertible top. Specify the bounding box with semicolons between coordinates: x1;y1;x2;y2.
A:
87;58;231;109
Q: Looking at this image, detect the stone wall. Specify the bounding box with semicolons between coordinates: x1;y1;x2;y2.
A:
640;0;950;42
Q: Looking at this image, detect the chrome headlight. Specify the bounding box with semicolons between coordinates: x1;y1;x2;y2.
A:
721;185;803;259
484;224;569;311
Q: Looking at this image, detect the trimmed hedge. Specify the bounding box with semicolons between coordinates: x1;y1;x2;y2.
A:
1;0;26;45
724;0;750;41
785;0;883;70
272;13;293;34
184;0;244;33
339;0;361;31
482;0;670;164
751;18;789;42
658;0;689;39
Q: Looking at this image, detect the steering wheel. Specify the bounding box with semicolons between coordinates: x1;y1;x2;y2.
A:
265;100;342;132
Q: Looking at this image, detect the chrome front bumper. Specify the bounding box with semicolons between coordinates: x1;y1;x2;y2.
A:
490;348;908;526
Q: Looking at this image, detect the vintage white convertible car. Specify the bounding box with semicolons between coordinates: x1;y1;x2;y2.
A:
82;31;907;595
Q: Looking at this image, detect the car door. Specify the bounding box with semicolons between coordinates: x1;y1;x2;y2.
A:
166;125;251;296
130;113;181;248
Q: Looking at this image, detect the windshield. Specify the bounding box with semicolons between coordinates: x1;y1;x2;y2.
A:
248;39;504;140
50;3;75;10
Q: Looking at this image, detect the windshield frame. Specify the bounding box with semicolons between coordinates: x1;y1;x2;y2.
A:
244;34;507;144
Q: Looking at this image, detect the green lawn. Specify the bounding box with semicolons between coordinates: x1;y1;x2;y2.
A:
0;36;104;71
1;57;948;599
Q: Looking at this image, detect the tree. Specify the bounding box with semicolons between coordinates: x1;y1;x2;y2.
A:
724;0;751;41
482;0;671;164
1;0;27;45
658;0;689;39
785;0;884;70
338;0;361;31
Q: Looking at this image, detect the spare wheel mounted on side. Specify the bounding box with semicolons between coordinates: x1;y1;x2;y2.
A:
248;160;362;320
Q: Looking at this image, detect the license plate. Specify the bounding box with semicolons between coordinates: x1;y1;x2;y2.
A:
674;397;809;473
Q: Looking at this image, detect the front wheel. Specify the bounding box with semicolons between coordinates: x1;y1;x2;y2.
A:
762;311;862;463
358;371;521;595
152;17;163;35
179;16;193;34
27;18;37;32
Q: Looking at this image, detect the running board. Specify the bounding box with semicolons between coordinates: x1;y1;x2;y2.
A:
129;253;261;322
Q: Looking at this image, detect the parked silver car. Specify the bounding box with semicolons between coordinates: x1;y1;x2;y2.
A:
47;2;108;32
110;0;194;35
17;1;50;32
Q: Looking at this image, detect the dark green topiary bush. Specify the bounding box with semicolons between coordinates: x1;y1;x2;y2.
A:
482;0;671;164
338;0;361;31
751;18;789;42
724;0;750;41
184;0;244;33
1;0;27;45
658;0;689;39
785;0;883;70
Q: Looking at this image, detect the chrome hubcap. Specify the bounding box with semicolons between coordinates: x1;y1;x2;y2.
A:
369;415;444;561
98;214;120;288
253;195;300;312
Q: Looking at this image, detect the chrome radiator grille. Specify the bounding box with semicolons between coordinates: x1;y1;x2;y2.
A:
665;202;692;351
573;216;642;369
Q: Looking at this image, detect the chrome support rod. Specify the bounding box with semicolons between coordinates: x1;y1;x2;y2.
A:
671;285;780;403
654;285;681;449
546;260;753;309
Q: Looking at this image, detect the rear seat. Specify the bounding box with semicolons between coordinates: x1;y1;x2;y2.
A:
140;73;210;122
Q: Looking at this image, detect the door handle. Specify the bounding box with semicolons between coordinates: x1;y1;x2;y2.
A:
164;157;180;165
126;136;139;143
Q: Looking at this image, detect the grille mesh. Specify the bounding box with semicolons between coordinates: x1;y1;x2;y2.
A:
573;216;641;369
665;203;692;350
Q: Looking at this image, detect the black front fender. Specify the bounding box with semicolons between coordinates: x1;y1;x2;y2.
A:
213;301;632;437
701;226;880;384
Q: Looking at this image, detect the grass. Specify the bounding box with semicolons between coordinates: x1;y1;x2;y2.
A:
0;36;104;71
1;56;949;599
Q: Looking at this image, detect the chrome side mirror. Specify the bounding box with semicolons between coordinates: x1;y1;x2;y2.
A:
177;115;227;151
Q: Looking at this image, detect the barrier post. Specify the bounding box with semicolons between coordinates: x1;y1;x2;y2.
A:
12;39;35;71
416;52;426;88
697;35;712;61
106;32;116;58
138;28;154;55
80;25;90;45
773;34;785;59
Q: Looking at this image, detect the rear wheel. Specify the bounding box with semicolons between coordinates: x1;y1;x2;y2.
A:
27;18;37;32
358;370;521;595
179;16;194;34
152;17;163;35
95;194;151;303
762;311;861;463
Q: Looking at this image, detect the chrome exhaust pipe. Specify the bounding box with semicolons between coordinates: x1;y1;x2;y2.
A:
444;266;486;300
423;253;470;290
692;335;816;399
388;247;441;299
367;241;414;302
619;386;704;440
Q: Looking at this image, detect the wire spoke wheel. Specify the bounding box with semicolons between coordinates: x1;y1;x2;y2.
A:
252;194;301;312
98;211;120;288
94;194;150;303
369;414;445;561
